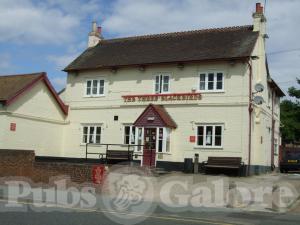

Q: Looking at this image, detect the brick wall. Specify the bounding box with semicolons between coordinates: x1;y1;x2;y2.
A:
0;150;95;184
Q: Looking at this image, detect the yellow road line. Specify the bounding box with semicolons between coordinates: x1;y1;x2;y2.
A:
0;199;237;225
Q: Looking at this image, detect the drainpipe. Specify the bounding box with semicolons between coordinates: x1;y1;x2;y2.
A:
246;59;253;176
271;91;275;169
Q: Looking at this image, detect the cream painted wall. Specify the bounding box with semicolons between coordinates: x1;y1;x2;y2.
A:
0;81;67;157
65;62;249;108
8;82;66;121
62;61;253;165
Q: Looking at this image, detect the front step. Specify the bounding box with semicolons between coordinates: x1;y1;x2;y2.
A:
150;167;170;176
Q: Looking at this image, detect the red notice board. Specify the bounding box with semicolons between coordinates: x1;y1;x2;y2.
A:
189;136;196;143
10;123;16;132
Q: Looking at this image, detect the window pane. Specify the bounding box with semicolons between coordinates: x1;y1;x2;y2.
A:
215;126;222;146
158;128;163;152
89;127;95;143
197;126;204;146
197;126;204;135
99;80;104;94
92;80;98;95
197;135;203;146
83;127;88;135
163;76;169;92
86;81;92;95
124;126;130;144
215;126;222;136
200;74;206;90
96;127;101;135
216;73;223;90
165;128;170;152
206;126;213;146
83;135;87;143
215;136;222;146
96;135;101;144
155;76;160;93
131;127;136;144
208;73;214;90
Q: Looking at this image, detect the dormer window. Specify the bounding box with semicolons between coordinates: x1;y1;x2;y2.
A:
86;79;105;97
155;74;170;93
199;72;224;92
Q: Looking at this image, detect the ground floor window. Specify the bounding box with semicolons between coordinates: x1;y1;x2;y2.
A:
196;124;223;148
82;125;101;144
123;126;170;152
124;125;136;145
157;127;170;153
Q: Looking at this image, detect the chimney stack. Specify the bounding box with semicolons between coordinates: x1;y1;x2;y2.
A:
252;2;266;33
88;21;103;48
255;3;264;14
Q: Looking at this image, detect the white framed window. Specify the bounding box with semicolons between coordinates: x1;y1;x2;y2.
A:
196;124;223;148
85;79;105;97
135;127;144;152
155;74;170;93
124;125;136;145
82;125;101;144
199;72;224;92
156;127;171;153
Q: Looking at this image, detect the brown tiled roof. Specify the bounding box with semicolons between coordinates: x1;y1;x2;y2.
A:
64;25;258;71
0;73;42;101
0;72;68;115
152;104;177;128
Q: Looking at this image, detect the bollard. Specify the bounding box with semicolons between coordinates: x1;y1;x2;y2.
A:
194;153;199;174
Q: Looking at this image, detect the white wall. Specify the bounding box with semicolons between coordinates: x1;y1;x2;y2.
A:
63;62;251;164
0;81;67;157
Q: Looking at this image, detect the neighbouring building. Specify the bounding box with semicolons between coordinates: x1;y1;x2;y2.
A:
0;3;285;174
0;73;68;156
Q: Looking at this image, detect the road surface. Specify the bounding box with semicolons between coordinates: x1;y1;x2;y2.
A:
0;200;300;225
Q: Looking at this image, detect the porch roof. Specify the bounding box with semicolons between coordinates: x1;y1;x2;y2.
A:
134;104;177;129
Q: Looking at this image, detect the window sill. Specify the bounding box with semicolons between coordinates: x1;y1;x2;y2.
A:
198;90;225;93
194;146;223;150
83;95;106;98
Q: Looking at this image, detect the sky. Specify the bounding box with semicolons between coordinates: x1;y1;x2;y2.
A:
0;0;299;95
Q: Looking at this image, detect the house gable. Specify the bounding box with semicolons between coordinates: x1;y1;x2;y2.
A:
134;104;177;128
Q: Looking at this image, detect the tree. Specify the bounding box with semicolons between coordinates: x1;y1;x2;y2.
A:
280;78;300;144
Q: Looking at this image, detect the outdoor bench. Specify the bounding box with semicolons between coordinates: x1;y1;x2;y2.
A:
106;150;133;162
202;157;244;176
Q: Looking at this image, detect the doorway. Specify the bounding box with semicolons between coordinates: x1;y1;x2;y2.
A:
143;128;156;167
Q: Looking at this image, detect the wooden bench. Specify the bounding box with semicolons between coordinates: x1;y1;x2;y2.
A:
203;157;244;176
106;150;133;163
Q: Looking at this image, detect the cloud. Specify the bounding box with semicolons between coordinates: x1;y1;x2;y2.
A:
102;0;253;37
48;53;80;70
0;0;102;45
101;0;300;93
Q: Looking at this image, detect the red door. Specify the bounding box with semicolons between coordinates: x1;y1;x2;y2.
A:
143;128;156;167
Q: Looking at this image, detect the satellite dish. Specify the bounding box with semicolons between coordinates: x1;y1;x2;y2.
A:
255;83;264;92
253;96;264;105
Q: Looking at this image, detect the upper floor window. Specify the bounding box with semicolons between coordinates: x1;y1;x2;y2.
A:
86;79;105;97
155;74;170;93
82;125;101;144
199;72;224;91
196;124;223;148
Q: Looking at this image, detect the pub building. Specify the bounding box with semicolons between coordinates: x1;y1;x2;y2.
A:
59;3;283;174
